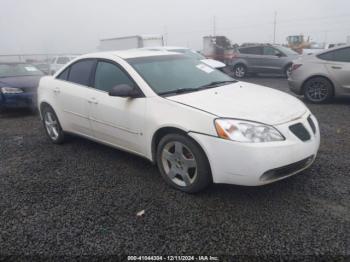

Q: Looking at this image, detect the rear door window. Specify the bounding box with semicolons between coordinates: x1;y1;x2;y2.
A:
239;46;262;55
318;48;350;63
263;46;278;56
68;59;96;86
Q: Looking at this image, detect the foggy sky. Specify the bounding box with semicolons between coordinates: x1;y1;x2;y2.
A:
0;0;350;54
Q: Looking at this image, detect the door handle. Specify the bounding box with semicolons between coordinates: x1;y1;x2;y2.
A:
53;87;60;94
331;66;342;70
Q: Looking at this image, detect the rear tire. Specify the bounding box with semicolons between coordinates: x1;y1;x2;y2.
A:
285;64;292;77
156;134;212;193
303;77;334;103
233;64;247;78
41;105;65;144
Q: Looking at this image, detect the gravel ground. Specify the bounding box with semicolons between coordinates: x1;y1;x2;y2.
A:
0;77;349;258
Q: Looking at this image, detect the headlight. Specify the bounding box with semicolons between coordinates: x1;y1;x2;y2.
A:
214;118;284;143
1;87;24;94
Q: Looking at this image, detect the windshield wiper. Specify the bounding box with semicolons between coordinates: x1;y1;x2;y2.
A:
158;87;201;96
158;80;237;96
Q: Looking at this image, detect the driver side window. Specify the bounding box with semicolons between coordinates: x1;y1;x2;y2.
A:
263;46;279;56
94;61;134;92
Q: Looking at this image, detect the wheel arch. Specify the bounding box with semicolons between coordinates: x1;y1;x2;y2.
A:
284;62;293;72
150;126;210;167
39;101;53;119
233;62;248;69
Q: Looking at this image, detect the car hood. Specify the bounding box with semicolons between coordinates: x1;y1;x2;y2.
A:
166;82;307;126
200;59;226;69
0;75;42;92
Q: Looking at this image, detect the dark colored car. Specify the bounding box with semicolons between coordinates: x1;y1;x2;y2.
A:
0;63;44;110
231;44;299;78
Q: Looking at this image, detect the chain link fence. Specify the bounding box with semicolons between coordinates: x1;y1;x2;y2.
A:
0;54;80;75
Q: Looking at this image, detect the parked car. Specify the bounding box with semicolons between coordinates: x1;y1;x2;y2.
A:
143;46;226;70
231;44;299;78
34;63;51;75
50;55;77;75
0;62;44;110
288;45;350;103
38;50;320;193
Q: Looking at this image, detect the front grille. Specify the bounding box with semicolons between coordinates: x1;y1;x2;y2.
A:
289;123;311;141
260;155;314;182
307;115;316;134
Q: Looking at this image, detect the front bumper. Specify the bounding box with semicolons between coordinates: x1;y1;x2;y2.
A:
189;114;320;186
0;92;37;109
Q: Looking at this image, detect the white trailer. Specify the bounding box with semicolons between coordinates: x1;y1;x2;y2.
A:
98;35;164;51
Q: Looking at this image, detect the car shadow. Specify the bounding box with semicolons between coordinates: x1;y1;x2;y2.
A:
248;73;286;79
301;96;350;105
65;134;306;202
0;108;38;118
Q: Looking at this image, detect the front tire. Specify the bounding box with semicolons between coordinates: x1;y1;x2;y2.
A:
303;77;333;103
156;134;211;193
41;105;65;144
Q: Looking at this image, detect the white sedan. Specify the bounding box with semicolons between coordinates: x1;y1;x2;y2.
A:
38;50;320;193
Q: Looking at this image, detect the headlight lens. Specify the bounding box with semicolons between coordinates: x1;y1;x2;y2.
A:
215;119;284;143
1;87;24;94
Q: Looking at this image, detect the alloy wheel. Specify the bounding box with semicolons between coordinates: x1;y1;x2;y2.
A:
161;141;197;187
234;66;246;78
44;111;60;140
306;81;329;102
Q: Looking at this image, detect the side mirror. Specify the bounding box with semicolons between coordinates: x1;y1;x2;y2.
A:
108;84;142;98
275;52;283;57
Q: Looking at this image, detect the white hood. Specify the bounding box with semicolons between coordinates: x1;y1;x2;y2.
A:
166;82;307;126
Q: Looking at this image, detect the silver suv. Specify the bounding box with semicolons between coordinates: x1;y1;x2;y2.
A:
231;44;299;78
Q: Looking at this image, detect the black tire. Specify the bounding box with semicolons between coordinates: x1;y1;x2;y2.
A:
233;64;247;78
303;77;334;104
41;105;65;144
156;134;212;193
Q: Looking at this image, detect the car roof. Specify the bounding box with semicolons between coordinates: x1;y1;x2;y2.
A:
239;44;280;49
79;49;181;60
143;46;190;51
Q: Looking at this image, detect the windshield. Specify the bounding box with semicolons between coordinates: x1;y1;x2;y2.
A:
0;64;44;77
171;49;206;60
127;55;235;95
275;46;298;55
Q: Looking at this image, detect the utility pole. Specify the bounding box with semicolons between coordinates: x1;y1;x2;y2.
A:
213;16;216;36
273;11;277;44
